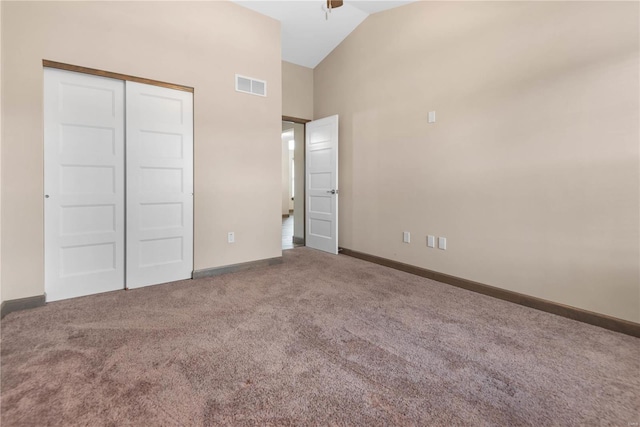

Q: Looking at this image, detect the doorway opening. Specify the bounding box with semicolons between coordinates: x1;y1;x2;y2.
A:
282;119;306;250
280;114;338;254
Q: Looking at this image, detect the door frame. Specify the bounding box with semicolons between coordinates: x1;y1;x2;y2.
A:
282;116;310;247
43;60;194;93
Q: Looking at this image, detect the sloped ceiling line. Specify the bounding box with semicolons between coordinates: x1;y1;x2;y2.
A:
233;1;415;68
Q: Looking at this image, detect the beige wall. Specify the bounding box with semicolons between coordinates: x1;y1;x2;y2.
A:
288;149;294;212
0;0;3;304
281;59;312;232
282;61;313;120
1;1;282;301
315;2;640;322
291;122;305;240
282;133;291;215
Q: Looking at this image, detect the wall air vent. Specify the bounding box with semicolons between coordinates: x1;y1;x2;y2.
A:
235;74;267;97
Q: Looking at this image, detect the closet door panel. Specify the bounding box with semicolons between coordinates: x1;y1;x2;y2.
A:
44;68;126;301
126;82;194;289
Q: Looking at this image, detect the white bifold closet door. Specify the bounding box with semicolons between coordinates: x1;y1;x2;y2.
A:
44;69;193;301
125;82;193;289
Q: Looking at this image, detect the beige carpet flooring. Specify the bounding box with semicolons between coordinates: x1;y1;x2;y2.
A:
1;247;639;426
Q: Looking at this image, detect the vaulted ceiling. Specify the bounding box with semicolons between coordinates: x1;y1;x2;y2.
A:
233;1;415;68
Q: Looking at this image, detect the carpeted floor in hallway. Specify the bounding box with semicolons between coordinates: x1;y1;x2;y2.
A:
1;247;639;426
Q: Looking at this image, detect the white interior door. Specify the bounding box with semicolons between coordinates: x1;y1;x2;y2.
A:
44;68;125;301
125;82;194;289
305;115;339;254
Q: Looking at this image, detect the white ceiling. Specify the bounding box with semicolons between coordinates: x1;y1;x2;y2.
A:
233;0;415;68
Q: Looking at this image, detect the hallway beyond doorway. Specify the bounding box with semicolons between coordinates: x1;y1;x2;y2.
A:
282;215;294;250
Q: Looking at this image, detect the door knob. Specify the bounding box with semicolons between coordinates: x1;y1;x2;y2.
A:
326;189;338;195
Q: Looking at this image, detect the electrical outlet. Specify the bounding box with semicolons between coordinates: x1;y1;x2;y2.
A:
228;232;235;243
438;237;446;250
427;235;435;248
403;231;410;243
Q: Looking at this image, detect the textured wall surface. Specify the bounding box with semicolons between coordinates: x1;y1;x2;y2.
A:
282;61;313;120
315;2;640;321
1;1;282;301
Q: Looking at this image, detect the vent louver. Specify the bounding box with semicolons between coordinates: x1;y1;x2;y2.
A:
235;74;267;97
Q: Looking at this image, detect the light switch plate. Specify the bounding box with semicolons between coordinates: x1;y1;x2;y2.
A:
427;235;435;248
428;111;436;123
438;236;446;250
403;231;410;243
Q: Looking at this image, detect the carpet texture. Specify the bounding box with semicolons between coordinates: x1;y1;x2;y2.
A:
1;247;639;426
